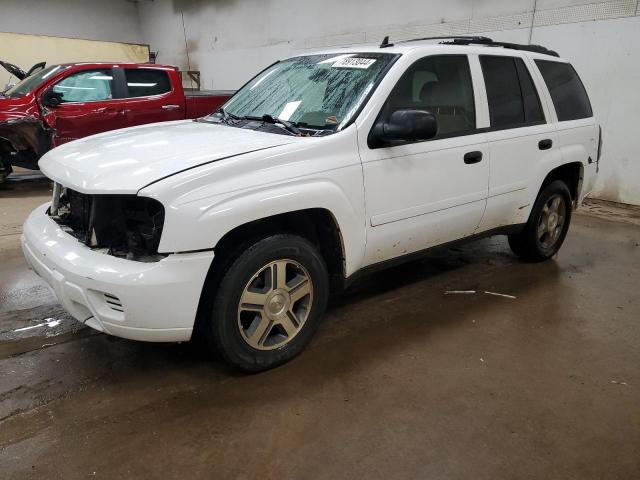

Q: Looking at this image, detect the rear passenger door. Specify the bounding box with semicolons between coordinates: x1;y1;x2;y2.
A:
118;67;185;127
476;55;558;232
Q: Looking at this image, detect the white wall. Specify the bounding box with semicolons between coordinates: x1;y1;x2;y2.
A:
3;0;637;205
137;0;640;205
0;0;143;44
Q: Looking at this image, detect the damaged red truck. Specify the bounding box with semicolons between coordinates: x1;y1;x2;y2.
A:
0;62;233;183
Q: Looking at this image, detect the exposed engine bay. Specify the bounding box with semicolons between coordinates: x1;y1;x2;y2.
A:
49;186;166;262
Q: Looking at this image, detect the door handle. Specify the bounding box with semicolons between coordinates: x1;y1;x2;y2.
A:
162;104;181;110
95;107;128;115
464;151;483;164
538;139;553;150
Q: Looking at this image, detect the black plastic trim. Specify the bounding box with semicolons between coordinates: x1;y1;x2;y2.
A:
342;223;526;288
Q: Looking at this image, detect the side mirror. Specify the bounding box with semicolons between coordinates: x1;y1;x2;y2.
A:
369;109;438;148
41;88;63;108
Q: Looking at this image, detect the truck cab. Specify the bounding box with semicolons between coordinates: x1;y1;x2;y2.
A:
0;62;232;182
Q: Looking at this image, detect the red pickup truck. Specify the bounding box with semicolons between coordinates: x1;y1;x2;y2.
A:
0;62;233;183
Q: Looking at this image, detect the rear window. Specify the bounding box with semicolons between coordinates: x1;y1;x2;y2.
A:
480;56;544;128
535;60;592;121
124;68;171;97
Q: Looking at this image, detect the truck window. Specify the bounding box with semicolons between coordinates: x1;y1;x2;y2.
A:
4;65;65;98
535;60;592;121
480;56;544;128
53;69;113;103
381;55;476;137
124;69;171;97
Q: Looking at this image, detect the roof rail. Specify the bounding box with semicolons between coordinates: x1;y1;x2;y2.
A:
379;35;559;57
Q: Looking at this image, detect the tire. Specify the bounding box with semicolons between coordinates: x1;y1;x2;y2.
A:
205;234;329;372
508;179;572;262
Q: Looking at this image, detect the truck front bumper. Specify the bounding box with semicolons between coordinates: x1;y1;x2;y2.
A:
21;203;214;342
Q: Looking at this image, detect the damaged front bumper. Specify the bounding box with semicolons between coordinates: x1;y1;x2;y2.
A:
22;203;214;342
0;115;51;178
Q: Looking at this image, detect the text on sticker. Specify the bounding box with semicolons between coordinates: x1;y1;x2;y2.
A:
332;58;376;69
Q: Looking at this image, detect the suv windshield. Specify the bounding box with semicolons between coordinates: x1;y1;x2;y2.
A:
4;65;65;97
212;52;397;133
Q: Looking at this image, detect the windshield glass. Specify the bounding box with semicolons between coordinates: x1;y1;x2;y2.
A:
214;53;397;132
4;65;64;97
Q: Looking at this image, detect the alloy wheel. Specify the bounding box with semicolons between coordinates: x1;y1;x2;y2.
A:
237;259;313;350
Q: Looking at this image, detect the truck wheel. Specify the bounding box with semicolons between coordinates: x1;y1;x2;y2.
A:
0;159;11;184
206;234;329;372
508;180;572;262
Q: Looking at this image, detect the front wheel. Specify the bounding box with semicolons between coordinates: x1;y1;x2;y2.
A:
508;179;572;262
205;234;329;372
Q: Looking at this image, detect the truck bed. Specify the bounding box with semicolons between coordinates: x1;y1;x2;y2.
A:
185;90;235;118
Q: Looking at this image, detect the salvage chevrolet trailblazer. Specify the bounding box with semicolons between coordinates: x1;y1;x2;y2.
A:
22;37;601;371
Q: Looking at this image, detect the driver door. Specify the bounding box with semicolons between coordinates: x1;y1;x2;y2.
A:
42;67;130;146
359;54;489;265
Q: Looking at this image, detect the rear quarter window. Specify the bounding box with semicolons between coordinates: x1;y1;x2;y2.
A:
535;60;592;121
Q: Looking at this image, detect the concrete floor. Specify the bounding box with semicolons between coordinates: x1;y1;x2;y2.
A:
1;171;639;479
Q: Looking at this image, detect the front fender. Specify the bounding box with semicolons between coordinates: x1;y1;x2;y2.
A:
140;128;366;276
168;178;364;275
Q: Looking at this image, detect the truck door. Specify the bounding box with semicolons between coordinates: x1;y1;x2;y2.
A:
119;67;185;127
43;67;130;145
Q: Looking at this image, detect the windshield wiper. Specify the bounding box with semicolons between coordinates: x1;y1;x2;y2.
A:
216;110;303;136
259;114;302;136
218;107;241;123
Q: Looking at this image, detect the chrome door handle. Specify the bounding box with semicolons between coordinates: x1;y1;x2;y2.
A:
162;104;180;110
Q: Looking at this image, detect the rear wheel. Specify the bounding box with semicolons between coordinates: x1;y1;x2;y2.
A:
205;234;329;372
508;180;572;262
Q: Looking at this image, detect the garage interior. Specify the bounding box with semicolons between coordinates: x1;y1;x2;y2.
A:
1;1;639;478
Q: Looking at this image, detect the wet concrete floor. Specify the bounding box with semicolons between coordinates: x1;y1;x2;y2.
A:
1;172;639;479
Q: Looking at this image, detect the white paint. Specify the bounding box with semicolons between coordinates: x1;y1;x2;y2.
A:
25;43;596;343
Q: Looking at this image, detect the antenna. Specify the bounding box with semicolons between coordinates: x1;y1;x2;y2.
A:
380;36;393;48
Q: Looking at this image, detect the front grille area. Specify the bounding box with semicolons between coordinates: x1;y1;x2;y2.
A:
49;186;166;262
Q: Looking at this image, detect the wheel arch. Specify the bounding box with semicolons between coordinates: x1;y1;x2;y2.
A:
539;161;583;207
192;208;347;340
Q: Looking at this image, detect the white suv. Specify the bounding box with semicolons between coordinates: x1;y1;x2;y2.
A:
22;36;600;371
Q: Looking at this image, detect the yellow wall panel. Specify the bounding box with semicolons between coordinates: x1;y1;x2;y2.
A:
0;32;149;87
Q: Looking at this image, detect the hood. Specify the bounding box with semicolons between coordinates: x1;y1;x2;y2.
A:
39;120;300;194
0;94;38;121
0;61;27;81
1;60;46;81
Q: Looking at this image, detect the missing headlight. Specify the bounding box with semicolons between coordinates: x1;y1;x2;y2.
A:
50;188;166;262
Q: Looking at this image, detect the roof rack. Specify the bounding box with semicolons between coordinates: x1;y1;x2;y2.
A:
379;35;559;57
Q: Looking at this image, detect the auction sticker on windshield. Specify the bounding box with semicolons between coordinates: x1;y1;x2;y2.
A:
332;57;376;69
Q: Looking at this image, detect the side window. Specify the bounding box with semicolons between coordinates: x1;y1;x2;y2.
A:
480;56;544;128
124;69;171;97
380;55;476;137
52;69;113;103
535;60;592;121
